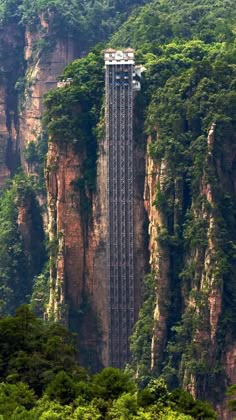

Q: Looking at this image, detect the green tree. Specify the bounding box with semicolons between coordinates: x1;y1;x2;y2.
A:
108;393;138;419
227;384;236;412
45;371;77;404
170;389;217;419
93;367;136;400
0;382;36;418
0;306;80;395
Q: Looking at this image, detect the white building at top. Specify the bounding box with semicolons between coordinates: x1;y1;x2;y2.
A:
104;48;145;91
104;48;135;66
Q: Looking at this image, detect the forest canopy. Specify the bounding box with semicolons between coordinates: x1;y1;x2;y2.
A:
0;306;217;419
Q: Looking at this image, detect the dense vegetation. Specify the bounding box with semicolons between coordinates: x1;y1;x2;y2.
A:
130;38;236;387
0;0;149;50
147;49;236;392
111;0;235;47
0;175;46;317
0;306;217;419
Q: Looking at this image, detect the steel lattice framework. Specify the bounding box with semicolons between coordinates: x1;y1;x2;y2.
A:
105;51;135;368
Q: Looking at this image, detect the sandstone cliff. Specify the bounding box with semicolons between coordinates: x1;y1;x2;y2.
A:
0;24;25;186
144;123;236;419
20;20;77;161
0;16;78;186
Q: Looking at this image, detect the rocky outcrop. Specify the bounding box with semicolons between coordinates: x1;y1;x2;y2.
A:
0;84;11;186
145;124;236;419
0;24;25;186
144;136;171;373
185;124;236;419
46;138;107;369
0;16;78;186
46;141;85;319
20;21;77;158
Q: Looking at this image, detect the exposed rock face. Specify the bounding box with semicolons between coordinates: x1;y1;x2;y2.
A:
20;22;77;157
184;124;236;419
145;124;236;419
46;139;108;369
133;116;150;321
0;24;25;186
0;84;11;186
144;136;171;373
46;142;85;317
0;17;78;185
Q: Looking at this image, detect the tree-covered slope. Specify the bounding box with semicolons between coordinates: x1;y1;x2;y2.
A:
111;0;235;47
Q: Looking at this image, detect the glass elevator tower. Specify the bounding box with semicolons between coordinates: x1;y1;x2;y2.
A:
105;49;140;367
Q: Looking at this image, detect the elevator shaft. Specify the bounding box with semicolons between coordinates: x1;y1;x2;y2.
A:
105;50;135;367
